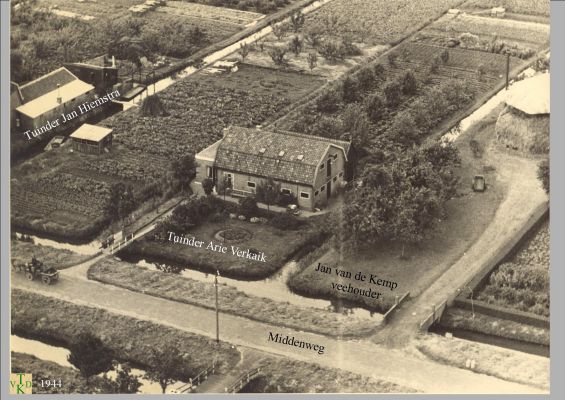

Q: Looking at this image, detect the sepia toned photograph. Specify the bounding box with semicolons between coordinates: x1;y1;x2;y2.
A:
6;0;550;395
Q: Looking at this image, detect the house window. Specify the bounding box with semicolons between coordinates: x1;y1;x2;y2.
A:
320;185;325;192
315;191;319;196
247;181;256;189
320;163;324;170
281;188;292;195
206;166;212;178
333;154;338;160
300;192;310;199
333;177;337;182
339;172;344;177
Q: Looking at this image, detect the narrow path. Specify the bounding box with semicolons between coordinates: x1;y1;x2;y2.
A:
12;273;544;394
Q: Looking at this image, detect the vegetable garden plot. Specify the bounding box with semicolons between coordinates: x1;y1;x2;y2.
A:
104;64;324;160
36;0;144;19
157;2;264;27
304;0;465;45
462;0;550;17
414;13;549;53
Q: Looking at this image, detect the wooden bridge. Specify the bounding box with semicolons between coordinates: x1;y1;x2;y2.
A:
224;367;262;393
171;363;217;394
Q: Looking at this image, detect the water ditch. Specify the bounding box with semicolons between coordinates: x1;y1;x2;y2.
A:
11;334;187;394
118;253;380;320
429;324;549;358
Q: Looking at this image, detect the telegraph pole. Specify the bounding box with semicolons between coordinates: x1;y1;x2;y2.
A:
505;53;510;90
214;270;220;343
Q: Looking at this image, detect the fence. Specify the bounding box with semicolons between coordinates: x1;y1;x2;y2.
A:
172;362;216;394
383;292;411;322
225;367;262;394
418;300;448;332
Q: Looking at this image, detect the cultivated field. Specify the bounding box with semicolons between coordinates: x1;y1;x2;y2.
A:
477;220;549;316
304;0;465;45
157;2;264;27
11;64;325;241
104;63;325;160
461;0;550;17
413;12;550;57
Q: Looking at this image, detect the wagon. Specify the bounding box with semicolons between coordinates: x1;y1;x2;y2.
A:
472;175;486;192
12;257;59;285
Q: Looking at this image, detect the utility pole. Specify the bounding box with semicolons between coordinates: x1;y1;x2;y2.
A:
505;53;510;90
214;270;220;343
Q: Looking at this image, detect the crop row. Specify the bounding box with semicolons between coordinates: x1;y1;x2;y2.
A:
305;0;464;45
477;221;549;316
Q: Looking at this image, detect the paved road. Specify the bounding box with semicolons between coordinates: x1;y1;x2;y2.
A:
13;270;543;394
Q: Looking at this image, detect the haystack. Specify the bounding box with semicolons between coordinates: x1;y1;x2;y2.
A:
495;73;549;155
139;94;169;117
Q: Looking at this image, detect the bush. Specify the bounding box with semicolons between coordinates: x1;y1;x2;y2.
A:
316;88;341;113
277;192;297;207
384;80;403;107
270;213;302;230
364;93;385;123
401;71;417;95
239;197;259;218
356;66;376;91
342;76;360;103
318;39;346;61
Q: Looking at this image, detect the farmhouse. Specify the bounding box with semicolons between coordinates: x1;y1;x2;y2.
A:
70;124;113;155
14;67;95;132
194;127;350;210
496;73;549;154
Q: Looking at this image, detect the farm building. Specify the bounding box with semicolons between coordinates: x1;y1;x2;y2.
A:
14;67;95;132
10;82;24;130
64;55;119;95
496;73;550;154
70;124;113;155
194;126;350;210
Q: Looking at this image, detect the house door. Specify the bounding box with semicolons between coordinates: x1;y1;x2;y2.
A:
327;181;331;200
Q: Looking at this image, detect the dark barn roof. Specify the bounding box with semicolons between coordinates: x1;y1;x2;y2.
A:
19;67;78;103
214;126;350;186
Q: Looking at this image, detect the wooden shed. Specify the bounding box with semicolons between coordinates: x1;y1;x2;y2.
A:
70;124;113;154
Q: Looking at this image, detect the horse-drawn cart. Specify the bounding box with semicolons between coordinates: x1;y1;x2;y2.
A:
12;257;59;285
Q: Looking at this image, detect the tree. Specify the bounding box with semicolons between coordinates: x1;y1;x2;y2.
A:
307;51;318;71
341;76;360;103
318;39;345;62
316;87;341;113
189;26;206;47
239;197;259;217
68;333;114;381
402;71;417;95
271;22;289;40
389;110;419;145
310;115;344;139
388;52;398;67
356;67;375;91
256;178;280;211
384;80;402;107
303;23;323;47
171;155;196;193
202;178;215;196
365;93;385;123
238;43;250;61
288;36;303;56
342;104;371;149
268;46;288;66
144;346;187;394
429;55;441;73
108;362;142;394
537;159;549;194
106;183;136;226
440;49;450;64
289;11;305;33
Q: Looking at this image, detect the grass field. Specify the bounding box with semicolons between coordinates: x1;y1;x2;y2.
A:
245;354;419;393
122;217;322;278
11;353;93;394
288;108;507;313
476;220;549;316
11;289;240;380
415;334;549;390
10;239;93;270
88;258;378;337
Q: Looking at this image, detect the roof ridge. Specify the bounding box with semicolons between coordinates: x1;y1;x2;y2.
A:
232;126;350;146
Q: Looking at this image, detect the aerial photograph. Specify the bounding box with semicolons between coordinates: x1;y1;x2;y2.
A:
8;0;549;394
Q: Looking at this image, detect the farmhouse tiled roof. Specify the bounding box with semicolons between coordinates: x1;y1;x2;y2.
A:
214;126;350;186
19;67;78;103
